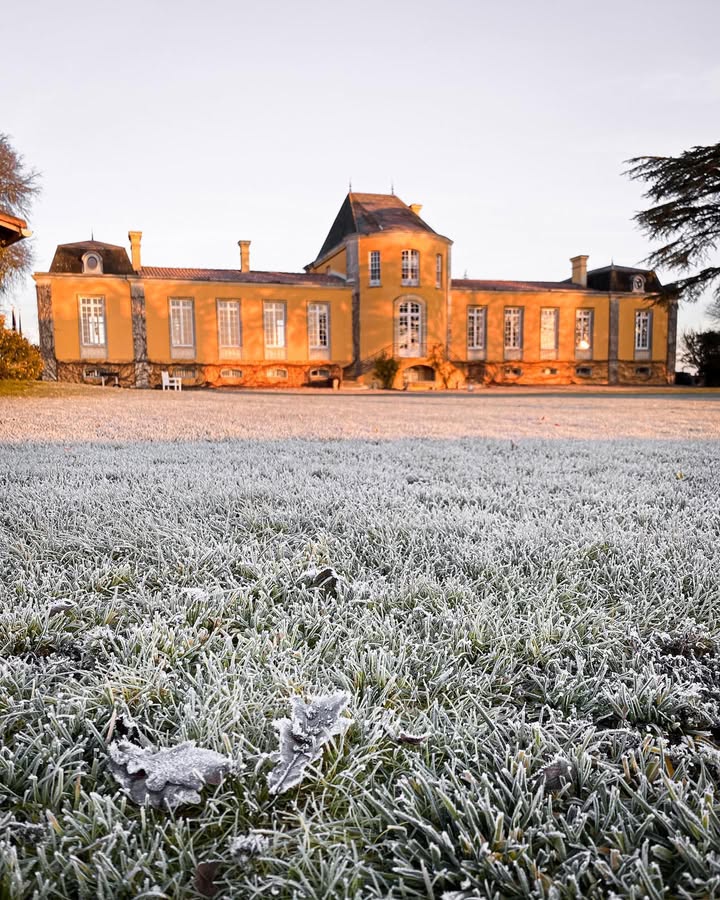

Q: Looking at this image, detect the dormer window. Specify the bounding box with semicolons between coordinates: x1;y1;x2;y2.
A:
82;251;103;275
632;274;645;292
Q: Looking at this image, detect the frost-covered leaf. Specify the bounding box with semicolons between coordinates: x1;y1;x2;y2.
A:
229;831;270;863
267;692;352;795
300;566;341;598
108;739;232;809
383;723;431;745
48;599;75;616
193;861;221;897
536;759;575;791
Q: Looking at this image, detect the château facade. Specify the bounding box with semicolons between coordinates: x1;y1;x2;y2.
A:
34;193;677;388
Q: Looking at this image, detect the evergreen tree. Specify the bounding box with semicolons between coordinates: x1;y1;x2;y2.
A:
626;143;720;304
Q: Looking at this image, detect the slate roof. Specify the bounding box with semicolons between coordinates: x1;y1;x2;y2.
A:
315;193;438;261
139;267;346;286
584;265;662;293
49;240;135;275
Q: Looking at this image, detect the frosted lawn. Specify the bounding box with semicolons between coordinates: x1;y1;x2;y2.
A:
1;392;720;898
0;385;719;441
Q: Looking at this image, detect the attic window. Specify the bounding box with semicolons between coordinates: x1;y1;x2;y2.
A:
82;251;103;275
632;275;646;292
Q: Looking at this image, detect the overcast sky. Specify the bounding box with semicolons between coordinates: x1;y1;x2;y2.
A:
3;0;719;347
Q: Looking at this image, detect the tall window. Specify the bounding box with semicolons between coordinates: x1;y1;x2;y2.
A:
401;249;419;286
575;309;593;357
467;306;486;357
436;254;443;288
79;296;106;346
308;302;330;358
397;299;423;357
635;310;652;353
217;300;242;352
169;298;195;348
540;308;559;354
369;251;381;286
264;301;286;359
504;307;523;356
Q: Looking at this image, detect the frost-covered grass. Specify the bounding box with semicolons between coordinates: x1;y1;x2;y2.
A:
0;385;719;441
1;402;720;897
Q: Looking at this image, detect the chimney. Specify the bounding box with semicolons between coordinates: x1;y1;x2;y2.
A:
409;203;423;216
238;240;251;272
570;254;588;287
128;231;142;270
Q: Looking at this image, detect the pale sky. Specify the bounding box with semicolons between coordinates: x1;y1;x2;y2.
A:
3;0;719;351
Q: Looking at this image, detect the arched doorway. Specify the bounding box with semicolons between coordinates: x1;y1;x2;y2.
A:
395;297;424;358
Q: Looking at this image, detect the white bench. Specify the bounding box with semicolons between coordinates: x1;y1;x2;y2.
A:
161;370;182;391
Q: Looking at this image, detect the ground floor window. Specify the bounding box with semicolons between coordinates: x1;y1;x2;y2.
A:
264;302;287;359
467;306;486;359
169;298;195;358
504;307;523;359
217;300;242;353
308;302;330;358
634;310;652;358
540;307;558;356
575;309;593;358
396;299;424;357
79;296;106;349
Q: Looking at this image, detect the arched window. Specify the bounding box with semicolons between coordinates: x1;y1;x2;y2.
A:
396;298;424;358
632;275;646;292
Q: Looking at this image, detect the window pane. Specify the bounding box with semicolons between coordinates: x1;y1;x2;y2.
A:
540;308;558;351
369;251;381;285
79;297;106;345
264;302;286;348
467;307;486;349
504;308;522;349
635;310;651;350
170;298;194;347
401;249;419;285
308;303;329;349
436;254;442;288
575;309;593;350
217;300;241;347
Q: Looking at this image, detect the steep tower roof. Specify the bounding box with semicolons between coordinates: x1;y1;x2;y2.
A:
315;193;438;261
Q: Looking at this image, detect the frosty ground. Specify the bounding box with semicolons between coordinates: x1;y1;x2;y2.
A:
1;388;720;899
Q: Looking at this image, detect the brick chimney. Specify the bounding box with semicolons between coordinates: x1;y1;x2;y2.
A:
238;240;251;272
409;203;423;216
570;254;588;287
128;231;142;270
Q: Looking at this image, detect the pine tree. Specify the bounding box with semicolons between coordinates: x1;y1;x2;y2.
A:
626;143;720;304
0;133;40;293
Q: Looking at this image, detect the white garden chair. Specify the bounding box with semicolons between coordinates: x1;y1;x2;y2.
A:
161;370;182;391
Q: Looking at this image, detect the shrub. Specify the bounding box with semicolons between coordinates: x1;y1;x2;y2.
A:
372;350;399;389
0;316;43;380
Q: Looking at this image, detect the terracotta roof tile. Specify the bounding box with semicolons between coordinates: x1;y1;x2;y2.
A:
139;267;346;286
452;278;586;292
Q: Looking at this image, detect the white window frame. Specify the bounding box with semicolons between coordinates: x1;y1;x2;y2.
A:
634;309;652;359
169;298;195;359
575;308;593;359
504;307;523;359
78;295;107;358
217;299;242;359
436;253;443;289
308;302;330;360
369;251;381;286
401;249;420;286
540;307;559;358
396;298;424;358
467;306;486;360
264;301;287;359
